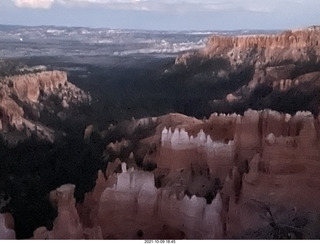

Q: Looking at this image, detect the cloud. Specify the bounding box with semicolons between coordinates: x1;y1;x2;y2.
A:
54;0;246;12
13;0;54;8
11;0;306;13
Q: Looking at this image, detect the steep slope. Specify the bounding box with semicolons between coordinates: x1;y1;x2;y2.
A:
0;69;91;143
173;26;320;116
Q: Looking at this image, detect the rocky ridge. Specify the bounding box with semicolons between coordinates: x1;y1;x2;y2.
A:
174;26;320;115
0;70;91;143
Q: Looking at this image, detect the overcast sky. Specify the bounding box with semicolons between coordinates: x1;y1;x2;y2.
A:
0;0;320;30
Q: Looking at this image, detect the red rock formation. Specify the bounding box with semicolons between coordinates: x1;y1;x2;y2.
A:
175;26;320;68
35;163;223;239
9;71;67;103
81;163;223;239
141;110;320;238
0;95;24;131
31;109;320;239
203;27;320;54
0;70;91;143
175;26;320;106
0;213;15;239
33;184;83;239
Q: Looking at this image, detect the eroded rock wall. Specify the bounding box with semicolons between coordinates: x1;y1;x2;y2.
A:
155;110;320;238
90;163;223;239
32;109;320;239
0;70;91;142
175;26;320;113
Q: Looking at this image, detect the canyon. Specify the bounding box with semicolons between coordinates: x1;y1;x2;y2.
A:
0;26;320;239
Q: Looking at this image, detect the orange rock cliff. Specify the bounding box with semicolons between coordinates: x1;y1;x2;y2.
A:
0;70;91;143
175;26;320;103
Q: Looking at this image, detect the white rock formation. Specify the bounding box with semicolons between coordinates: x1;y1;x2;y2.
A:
161;127;235;153
96;163;223;239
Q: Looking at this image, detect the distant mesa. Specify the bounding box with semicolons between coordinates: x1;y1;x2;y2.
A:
173;26;320;116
